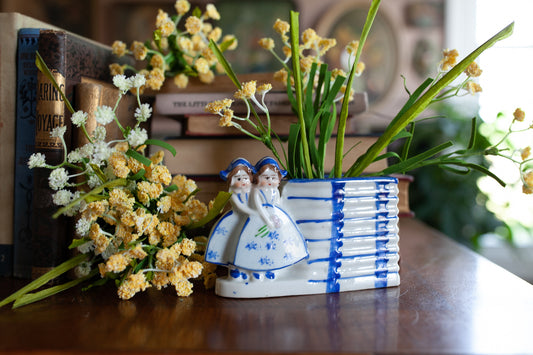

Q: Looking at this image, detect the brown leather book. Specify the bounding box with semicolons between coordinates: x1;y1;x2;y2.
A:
31;29;132;279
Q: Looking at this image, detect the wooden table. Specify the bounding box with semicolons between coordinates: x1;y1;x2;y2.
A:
1;218;533;354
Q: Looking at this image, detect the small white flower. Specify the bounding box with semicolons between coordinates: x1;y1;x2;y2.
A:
77;241;95;254
92;126;107;142
113;74;131;92
74;261;92;277
76;217;92;237
91;141;113;165
95;106;115;125
71;111;88;127
50;126;67;138
127;127;148;147
28;153;47;168
67;150;84;164
134;103;152;122
52;189;73;206
130;74;146;89
87;174;102;189
79;143;94;159
48;168;69;190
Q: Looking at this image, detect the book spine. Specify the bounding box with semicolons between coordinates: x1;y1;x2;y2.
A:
154;92;367;116
0;14;18;277
13;28;41;278
32;30;70;279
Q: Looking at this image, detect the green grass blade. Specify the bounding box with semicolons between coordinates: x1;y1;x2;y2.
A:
346;21;514;177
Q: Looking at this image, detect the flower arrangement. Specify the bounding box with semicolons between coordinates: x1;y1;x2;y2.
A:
204;0;528;192
109;1;237;91
0;53;230;309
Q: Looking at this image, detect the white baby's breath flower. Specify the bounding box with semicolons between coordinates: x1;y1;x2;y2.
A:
67;149;84;164
74;261;92;278
92;126;107;142
52;189;73;206
127;127;148;147
95;106;115;125
63;191;82;217
28;153;47;168
48;168;69;191
92;141;113;165
87;174;102;189
134;103;152;122
50;126;67;138
113;74;131;92
77;241;95;254
130;74;146;89
78;143;94;159
76;217;92;237
71;111;88;127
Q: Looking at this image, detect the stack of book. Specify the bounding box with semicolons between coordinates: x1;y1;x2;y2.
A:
2;12;135;279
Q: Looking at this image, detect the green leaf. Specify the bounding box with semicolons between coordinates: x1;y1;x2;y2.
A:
187;191;232;229
0;253;88;308
346;21;514;177
164;184;179;193
290;11;313;179
125;149;152;167
145;139;177;156
335;0;381;177
13;268;99;309
53;178;128;219
129;168;146;181
208;40;241;90
381;141;454;175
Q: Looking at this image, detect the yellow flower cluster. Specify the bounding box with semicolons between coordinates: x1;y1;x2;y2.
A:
259;18;361;101
110;1;237;91
75;145;216;300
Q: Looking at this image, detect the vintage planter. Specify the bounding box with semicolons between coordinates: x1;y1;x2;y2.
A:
208;176;400;298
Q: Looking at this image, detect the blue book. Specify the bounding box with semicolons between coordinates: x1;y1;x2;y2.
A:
13;28;41;278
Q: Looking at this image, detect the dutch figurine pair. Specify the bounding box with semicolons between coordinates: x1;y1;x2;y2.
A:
205;157;308;290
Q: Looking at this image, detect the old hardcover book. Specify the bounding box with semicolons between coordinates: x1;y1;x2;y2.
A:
155;135;384;176
31;29;132;279
0;13;60;277
154;72;368;116
13;28;43;278
75;77;139;148
181;113;357;137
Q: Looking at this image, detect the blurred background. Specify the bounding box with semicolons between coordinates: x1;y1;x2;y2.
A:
2;0;532;282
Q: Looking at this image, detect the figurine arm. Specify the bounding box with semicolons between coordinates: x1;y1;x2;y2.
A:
230;193;256;215
253;188;276;230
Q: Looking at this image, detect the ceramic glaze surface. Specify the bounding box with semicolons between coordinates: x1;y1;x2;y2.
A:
208;175;400;298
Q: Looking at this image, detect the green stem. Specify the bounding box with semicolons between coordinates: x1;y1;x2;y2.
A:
0;253;88;308
13;268;99;309
334;0;380;177
346;21;514;177
290;11;313;178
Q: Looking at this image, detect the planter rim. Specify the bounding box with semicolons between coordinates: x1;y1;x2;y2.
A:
285;176;398;184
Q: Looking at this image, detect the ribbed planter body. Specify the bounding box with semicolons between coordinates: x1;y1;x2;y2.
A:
280;177;400;293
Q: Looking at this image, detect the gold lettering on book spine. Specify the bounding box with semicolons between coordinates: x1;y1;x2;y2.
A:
35;70;66;150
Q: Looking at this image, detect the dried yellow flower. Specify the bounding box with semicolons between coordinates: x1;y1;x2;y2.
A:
513;108;526;122
258;38;275;50
185;16;202;35
111;40;127;57
273;18;290;35
464;62;483;77
175;0;190;15
441;48;459;71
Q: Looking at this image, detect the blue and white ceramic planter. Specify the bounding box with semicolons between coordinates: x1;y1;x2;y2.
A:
210;176;400;298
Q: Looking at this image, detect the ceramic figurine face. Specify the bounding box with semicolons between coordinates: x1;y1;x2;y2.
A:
231;169;252;190
257;167;280;188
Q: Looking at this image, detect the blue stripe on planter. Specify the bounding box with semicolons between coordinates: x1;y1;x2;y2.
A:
374;180;390;288
326;181;346;293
